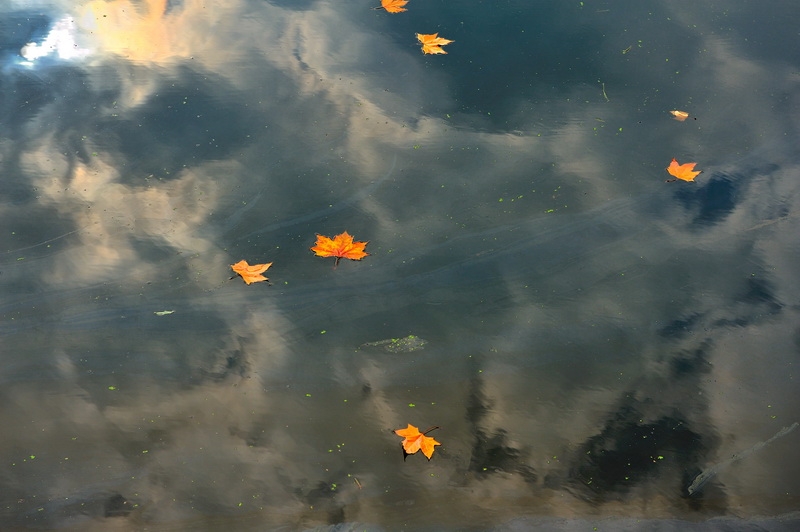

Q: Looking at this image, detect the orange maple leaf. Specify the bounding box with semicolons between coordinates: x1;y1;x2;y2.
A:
311;231;369;267
666;158;702;182
670;110;690;121
231;259;272;284
378;0;408;13
395;424;441;460
416;33;453;55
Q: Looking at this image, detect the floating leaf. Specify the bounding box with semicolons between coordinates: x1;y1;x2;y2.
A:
394;424;441;460
670;110;690;121
311;231;369;267
378;0;409;13
231;259;272;284
416;33;453;55
666;158;702;182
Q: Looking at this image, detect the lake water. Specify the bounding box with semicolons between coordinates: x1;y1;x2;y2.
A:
1;1;799;530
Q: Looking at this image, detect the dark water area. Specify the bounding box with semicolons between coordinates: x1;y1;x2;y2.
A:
1;1;799;530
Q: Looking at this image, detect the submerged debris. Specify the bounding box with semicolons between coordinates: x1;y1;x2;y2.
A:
359;335;428;353
687;422;799;495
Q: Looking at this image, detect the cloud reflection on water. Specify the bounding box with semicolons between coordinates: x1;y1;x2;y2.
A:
1;0;799;529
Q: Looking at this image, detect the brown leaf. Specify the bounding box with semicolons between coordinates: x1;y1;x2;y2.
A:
666;158;701;182
416;33;453;55
231;259;272;284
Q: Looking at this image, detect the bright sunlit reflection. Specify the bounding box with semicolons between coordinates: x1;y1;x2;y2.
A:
20;16;91;63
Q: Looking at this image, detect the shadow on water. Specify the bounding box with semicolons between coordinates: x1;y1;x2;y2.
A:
674;162;781;228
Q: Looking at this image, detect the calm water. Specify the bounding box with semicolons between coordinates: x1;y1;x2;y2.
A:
1;1;799;530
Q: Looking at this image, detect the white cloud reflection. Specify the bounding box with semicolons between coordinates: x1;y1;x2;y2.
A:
1;0;799;529
20;15;90;62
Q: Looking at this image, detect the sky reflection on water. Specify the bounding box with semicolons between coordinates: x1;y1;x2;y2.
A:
1;0;799;530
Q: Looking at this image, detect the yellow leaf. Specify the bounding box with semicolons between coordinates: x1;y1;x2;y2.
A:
310;231;369;267
231;260;272;284
379;0;409;13
666;158;701;182
394;423;441;460
416;33;453;55
670;110;690;121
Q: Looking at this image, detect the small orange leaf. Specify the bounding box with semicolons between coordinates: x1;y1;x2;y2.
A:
231;260;272;284
379;0;408;13
670;110;690;121
416;33;453;55
395;424;441;460
311;231;369;267
666;158;702;182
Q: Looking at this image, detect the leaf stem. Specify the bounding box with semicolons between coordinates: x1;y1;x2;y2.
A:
422;425;440;435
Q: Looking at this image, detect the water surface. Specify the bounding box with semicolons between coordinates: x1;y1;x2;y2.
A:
1;1;799;530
